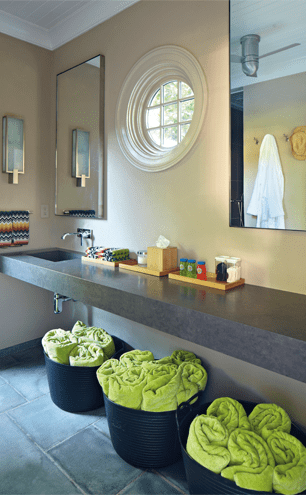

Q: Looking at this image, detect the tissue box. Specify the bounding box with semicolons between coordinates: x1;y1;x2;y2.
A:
147;247;177;272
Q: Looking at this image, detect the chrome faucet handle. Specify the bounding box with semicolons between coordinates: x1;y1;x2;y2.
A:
77;228;91;246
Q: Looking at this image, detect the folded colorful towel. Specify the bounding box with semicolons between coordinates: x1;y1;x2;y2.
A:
249;403;291;441
186;415;230;473
177;361;208;405
120;349;155;367
171;350;202;366
221;428;275;492
207;397;251;434
267;431;306;495
42;329;78;365
0;211;12;246
11;210;29;245
69;342;106;367
96;359;126;396
108;366;147;410
141;364;182;412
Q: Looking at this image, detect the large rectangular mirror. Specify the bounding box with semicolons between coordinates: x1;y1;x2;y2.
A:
230;1;306;230
55;55;105;218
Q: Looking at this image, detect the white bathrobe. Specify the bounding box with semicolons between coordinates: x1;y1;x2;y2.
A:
247;134;285;229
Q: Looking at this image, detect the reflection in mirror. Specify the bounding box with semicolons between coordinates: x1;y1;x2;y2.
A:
55;55;105;218
230;1;306;230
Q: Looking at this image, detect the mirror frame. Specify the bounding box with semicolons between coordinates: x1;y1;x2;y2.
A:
55;54;105;219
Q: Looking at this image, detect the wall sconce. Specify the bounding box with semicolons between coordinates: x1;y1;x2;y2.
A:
72;129;90;187
2;116;24;184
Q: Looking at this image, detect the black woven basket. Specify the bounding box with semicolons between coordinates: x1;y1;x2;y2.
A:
44;335;127;413
104;390;204;469
176;397;306;495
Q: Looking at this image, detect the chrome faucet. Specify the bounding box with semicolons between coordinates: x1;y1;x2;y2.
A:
61;228;91;246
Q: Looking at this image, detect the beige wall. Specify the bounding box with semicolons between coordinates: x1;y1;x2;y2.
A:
244;72;306;230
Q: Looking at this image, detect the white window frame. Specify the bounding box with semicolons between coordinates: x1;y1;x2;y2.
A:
116;45;208;172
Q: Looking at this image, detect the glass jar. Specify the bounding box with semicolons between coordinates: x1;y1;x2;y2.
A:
230;257;241;281
179;258;188;277
215;256;228;282
187;259;197;278
137;250;147;266
197;261;207;281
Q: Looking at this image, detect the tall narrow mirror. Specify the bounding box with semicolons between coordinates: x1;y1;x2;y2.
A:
230;0;306;231
55;55;105;218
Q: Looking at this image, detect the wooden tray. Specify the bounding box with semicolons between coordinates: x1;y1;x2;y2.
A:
168;271;245;291
119;263;180;277
82;257;138;268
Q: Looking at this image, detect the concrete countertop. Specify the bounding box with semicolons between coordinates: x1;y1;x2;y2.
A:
1;247;305;383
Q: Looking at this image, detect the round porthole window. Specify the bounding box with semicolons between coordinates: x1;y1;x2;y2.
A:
116;45;208;172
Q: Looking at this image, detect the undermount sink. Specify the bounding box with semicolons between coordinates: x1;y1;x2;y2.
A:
27;249;82;262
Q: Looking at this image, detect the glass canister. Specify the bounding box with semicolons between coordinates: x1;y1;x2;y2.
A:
187;259;197;278
197;261;207;281
179;258;188;277
137;250;147;266
230;257;241;281
215;256;228;282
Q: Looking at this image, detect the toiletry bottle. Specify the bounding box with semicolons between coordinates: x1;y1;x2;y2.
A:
187;259;197;278
197;261;207;281
180;258;188;277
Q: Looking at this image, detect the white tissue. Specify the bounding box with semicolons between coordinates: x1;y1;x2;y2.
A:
156;235;170;248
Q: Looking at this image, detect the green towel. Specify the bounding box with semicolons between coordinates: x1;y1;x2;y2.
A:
207;397;251;434
177;361;208;405
96;359;126;396
69;342;105;367
156;356;174;365
41;329;78;365
120;349;154;367
171;350;202;366
221;428;275;492
267;431;306;495
186;414;230;473
249;403;291;441
71;320;87;335
141;364;182;412
108;366;147;410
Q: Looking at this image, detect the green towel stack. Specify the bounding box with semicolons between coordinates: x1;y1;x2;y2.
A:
42;322;116;367
186;398;306;495
42;329;78;365
96;349;208;412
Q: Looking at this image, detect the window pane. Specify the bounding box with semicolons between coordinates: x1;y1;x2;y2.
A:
180;99;194;122
163;126;177;147
164;103;177;125
180;123;190;142
147;107;160;128
150;89;160;107
149;129;161;146
163;81;177;103
180;82;193;98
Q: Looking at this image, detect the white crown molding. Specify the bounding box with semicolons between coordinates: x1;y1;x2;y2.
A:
0;0;140;51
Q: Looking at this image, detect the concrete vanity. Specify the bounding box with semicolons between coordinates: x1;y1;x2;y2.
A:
0;248;305;383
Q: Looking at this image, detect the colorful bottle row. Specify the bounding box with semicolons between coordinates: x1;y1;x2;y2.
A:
179;258;207;281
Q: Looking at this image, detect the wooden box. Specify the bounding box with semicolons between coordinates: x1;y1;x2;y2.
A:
147;246;177;271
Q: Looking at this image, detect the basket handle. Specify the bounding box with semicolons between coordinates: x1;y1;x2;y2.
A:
175;390;203;431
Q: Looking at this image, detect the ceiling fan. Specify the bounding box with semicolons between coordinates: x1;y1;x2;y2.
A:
230;34;301;77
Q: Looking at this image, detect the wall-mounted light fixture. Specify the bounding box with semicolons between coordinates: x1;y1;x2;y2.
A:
72;129;90;187
2;116;24;184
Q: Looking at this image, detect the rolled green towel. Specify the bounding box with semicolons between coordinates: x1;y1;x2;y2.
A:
156;356;174;365
221;428;275;492
141;364;182;412
86;328;115;358
186;414;230;473
41;329;78;365
108;366;147;410
71;320;87;335
96;359;126;396
267;431;306;495
171;350;202;366
69;342;105;367
177;361;208;405
207;397;251;434
120;349;154;367
249;403;291;441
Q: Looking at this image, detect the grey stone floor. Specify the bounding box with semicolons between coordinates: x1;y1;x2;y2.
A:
0;344;189;495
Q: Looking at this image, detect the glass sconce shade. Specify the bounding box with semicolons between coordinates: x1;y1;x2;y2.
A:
2;116;24;184
72;129;90;187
